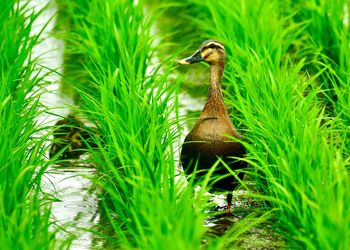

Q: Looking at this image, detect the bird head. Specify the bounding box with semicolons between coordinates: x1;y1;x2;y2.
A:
178;40;225;65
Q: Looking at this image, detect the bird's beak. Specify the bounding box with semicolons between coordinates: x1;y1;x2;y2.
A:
178;50;203;64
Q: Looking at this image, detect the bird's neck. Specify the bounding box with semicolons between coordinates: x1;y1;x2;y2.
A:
201;62;228;117
209;62;224;91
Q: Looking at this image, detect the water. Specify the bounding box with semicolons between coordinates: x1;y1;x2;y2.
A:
204;189;285;249
30;1;98;249
43;163;99;249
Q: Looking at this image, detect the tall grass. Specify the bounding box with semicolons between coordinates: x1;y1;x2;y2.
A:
0;1;58;249
296;0;350;156
183;0;350;248
54;0;350;248
288;1;350;146
54;0;215;249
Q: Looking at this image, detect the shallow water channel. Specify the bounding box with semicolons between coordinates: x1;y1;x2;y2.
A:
33;1;284;249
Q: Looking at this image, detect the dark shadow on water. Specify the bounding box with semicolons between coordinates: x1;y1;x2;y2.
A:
204;189;285;249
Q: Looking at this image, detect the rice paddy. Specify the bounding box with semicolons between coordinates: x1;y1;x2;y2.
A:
1;0;349;249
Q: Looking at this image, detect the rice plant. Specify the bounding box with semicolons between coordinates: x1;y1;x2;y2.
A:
182;0;350;249
54;0;216;249
51;0;350;249
0;1;58;249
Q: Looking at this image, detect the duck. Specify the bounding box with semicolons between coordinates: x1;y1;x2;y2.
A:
49;115;97;160
178;40;246;213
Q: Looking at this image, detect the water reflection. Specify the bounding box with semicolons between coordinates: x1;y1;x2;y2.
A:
43;162;99;249
205;190;285;248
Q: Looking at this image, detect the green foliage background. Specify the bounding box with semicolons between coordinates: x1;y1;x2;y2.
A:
0;0;349;249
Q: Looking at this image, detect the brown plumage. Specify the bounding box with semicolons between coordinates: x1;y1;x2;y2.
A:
49;115;98;160
179;40;246;212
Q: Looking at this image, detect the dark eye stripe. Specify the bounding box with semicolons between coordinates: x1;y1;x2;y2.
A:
202;43;224;51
